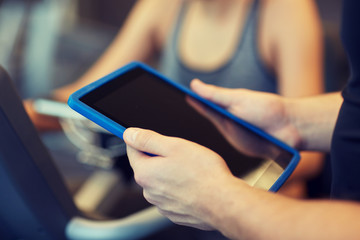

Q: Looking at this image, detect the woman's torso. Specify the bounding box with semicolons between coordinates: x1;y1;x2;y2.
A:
157;0;277;92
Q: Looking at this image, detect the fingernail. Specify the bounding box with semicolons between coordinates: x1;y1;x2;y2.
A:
192;79;201;85
125;128;139;143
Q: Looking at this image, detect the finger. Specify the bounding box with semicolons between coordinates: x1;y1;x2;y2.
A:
190;79;236;108
186;96;226;133
186;96;249;153
126;144;150;167
123;127;171;156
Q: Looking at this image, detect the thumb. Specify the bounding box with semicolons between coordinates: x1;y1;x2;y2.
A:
190;79;235;108
123;128;169;156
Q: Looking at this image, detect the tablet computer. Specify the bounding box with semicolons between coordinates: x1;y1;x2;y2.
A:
68;62;300;192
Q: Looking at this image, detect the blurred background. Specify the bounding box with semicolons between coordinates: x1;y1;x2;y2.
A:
0;0;349;238
0;0;137;205
0;0;346;99
0;0;136;98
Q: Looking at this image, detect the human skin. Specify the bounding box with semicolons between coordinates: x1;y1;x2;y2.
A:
123;80;352;240
26;0;325;197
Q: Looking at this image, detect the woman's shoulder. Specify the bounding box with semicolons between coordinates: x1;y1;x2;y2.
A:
128;0;184;48
134;0;183;18
261;0;322;44
144;0;184;48
262;0;321;30
131;0;183;20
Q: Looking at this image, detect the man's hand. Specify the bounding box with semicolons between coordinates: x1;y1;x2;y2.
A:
123;127;243;230
190;79;301;149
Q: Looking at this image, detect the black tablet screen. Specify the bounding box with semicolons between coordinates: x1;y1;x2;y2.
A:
80;67;294;189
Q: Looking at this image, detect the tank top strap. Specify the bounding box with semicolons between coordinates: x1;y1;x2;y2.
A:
238;0;261;52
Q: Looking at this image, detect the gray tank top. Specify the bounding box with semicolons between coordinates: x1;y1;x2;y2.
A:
158;0;277;93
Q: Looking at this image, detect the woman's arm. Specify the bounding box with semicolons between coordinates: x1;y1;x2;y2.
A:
53;0;181;102
263;0;325;194
26;0;181;130
264;0;324;97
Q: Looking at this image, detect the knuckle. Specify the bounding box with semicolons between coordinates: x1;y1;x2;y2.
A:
133;172;142;185
157;208;171;218
133;170;148;188
167;137;187;152
143;190;161;206
142;190;153;203
137;131;152;150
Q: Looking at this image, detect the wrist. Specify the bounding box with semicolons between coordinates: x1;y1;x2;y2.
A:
286;93;342;152
283;97;305;150
199;176;252;237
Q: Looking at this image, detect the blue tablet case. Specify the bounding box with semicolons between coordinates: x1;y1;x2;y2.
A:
68;62;300;192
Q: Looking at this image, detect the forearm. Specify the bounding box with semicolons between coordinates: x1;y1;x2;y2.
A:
204;178;360;240
53;0;159;102
285;92;343;152
123;127;360;240
53;36;154;102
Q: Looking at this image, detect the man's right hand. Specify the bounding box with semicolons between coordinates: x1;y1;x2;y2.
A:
190;79;302;149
